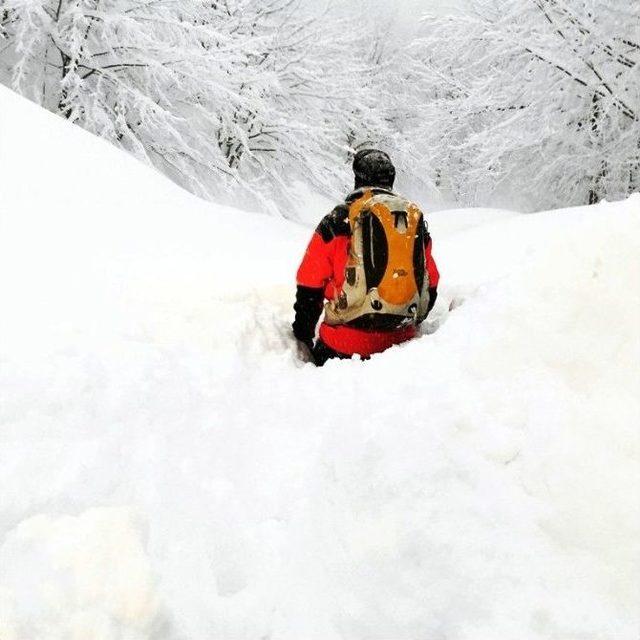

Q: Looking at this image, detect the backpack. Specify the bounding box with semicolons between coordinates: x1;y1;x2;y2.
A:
324;189;432;330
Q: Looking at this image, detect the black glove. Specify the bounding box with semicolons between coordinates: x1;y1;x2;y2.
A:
427;287;438;315
292;285;324;350
417;288;438;326
295;339;315;365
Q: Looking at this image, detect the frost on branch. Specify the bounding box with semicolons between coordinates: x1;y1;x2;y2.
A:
410;0;640;209
1;0;638;212
0;0;406;214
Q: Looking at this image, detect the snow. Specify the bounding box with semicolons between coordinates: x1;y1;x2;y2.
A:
1;85;639;639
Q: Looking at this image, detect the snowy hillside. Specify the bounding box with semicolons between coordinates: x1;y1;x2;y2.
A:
1;85;639;640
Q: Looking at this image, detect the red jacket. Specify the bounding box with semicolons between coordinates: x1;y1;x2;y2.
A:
293;188;440;358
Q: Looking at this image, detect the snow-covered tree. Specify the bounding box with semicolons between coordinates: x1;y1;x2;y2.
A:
410;0;640;209
0;0;393;214
3;0;637;213
3;0;247;197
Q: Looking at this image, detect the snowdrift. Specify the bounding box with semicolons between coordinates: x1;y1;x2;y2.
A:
0;85;638;640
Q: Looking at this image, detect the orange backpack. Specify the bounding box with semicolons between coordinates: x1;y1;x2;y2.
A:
325;190;432;330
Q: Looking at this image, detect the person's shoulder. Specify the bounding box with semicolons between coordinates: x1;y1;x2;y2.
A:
315;203;349;242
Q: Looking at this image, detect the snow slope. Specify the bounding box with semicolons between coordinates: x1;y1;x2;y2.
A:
1;85;639;640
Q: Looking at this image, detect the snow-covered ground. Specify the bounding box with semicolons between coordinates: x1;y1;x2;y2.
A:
0;85;638;640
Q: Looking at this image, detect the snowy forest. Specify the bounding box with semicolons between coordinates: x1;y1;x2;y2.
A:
1;1;639;639
1;0;639;215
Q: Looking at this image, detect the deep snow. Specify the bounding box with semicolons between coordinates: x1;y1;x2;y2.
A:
0;85;639;640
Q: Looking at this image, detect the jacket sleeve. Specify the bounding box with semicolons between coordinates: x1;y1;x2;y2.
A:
292;231;334;347
425;232;440;315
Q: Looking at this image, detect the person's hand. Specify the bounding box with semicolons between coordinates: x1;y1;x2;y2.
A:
295;338;315;364
292;329;315;363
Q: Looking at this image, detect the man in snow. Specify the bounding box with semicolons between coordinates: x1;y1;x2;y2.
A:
293;149;440;365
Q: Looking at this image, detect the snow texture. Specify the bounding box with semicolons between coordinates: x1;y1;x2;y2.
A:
0;86;639;639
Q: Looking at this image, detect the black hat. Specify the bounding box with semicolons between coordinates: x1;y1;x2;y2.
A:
352;148;396;189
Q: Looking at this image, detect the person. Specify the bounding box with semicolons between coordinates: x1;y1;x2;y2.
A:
292;149;440;366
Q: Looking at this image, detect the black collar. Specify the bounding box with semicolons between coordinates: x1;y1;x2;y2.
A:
345;187;395;203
